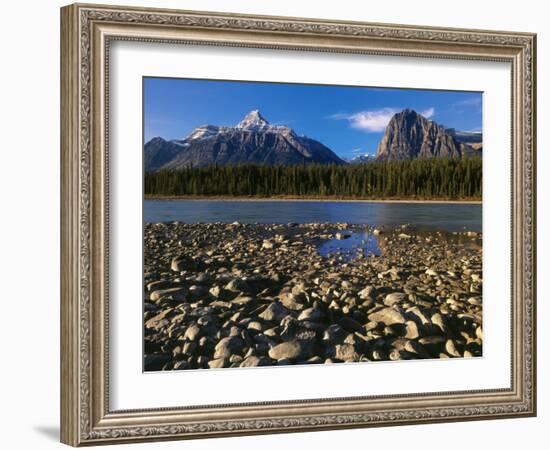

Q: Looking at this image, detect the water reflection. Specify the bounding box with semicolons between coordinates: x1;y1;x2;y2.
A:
318;231;381;261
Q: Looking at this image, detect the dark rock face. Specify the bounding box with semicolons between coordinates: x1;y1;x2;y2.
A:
143;137;187;172
144;110;345;171
375;109;464;161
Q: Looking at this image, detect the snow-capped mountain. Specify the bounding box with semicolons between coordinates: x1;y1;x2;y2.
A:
347;153;375;164
144;110;345;171
235;110;278;132
445;128;483;145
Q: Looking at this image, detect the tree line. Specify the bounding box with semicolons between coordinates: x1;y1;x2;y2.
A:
144;157;482;199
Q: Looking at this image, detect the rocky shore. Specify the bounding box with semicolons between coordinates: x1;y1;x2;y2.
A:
144;222;482;371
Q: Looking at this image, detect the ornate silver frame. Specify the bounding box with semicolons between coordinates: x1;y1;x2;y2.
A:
60;3;536;446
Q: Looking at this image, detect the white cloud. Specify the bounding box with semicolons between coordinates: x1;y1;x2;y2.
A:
332;107;435;133
420;107;435;119
346;108;399;133
351;148;362;153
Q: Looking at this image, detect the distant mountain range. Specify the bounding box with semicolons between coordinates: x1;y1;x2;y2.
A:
144;109;482;171
145;110;345;171
345;153;375;164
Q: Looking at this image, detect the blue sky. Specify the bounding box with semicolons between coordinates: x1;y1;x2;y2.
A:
144;77;482;160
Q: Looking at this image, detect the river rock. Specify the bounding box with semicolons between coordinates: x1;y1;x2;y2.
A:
467;297;482;306
445;339;461;357
171;257;193;272
297;307;323;322
384;292;407;306
371;349;387;360
173;360;191;370
183;324;202;341
322;324;348;345
338;316;363;332
418;336;446;354
368;307;406;325
189;285;208;298
268;341;310;361
147;280;177;292
240;356;271;367
259;302;289;322
247;321;263;332
335;232;351;240
279;292;306;311
145;310;172;330
213;336;245;359
431;312;447;334
262;240;275;249
225;279;249;292
208;286;222;298
404;320;420;339
232;295;255;306
280;320;317;343
476;326;483;340
150;287;188;302
208;358;228;369
407;306;431;325
365;321;379;332
358;286;376;300
328;343;360;361
182;341;197;355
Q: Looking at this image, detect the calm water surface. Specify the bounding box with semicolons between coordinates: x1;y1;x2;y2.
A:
144;200;481;233
318;231;382;260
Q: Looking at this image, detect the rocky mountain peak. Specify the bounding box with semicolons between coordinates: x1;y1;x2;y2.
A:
235;110;271;131
184;124;222;141
400;108;418;117
375;109;463;160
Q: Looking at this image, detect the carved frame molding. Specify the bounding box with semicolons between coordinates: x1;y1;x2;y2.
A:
60;3;536;446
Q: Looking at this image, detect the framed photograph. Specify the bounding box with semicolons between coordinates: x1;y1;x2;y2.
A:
60;3;536;446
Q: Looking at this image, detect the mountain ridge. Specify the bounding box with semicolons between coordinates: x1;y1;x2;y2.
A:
144;109;482;171
144;110;345;171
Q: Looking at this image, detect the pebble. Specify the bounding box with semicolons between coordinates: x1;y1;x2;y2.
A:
208;358;227;369
330;343;360;361
213;336;244;359
259;302;289;322
384;292;407;306
335;232;351;240
297;307;323;322
358;286;376;300
150;287;188;302
368;307;406;325
268;341;309;361
445;339;461;357
240;356;271;367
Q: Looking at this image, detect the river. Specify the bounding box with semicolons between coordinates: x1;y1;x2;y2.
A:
144;200;481;233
